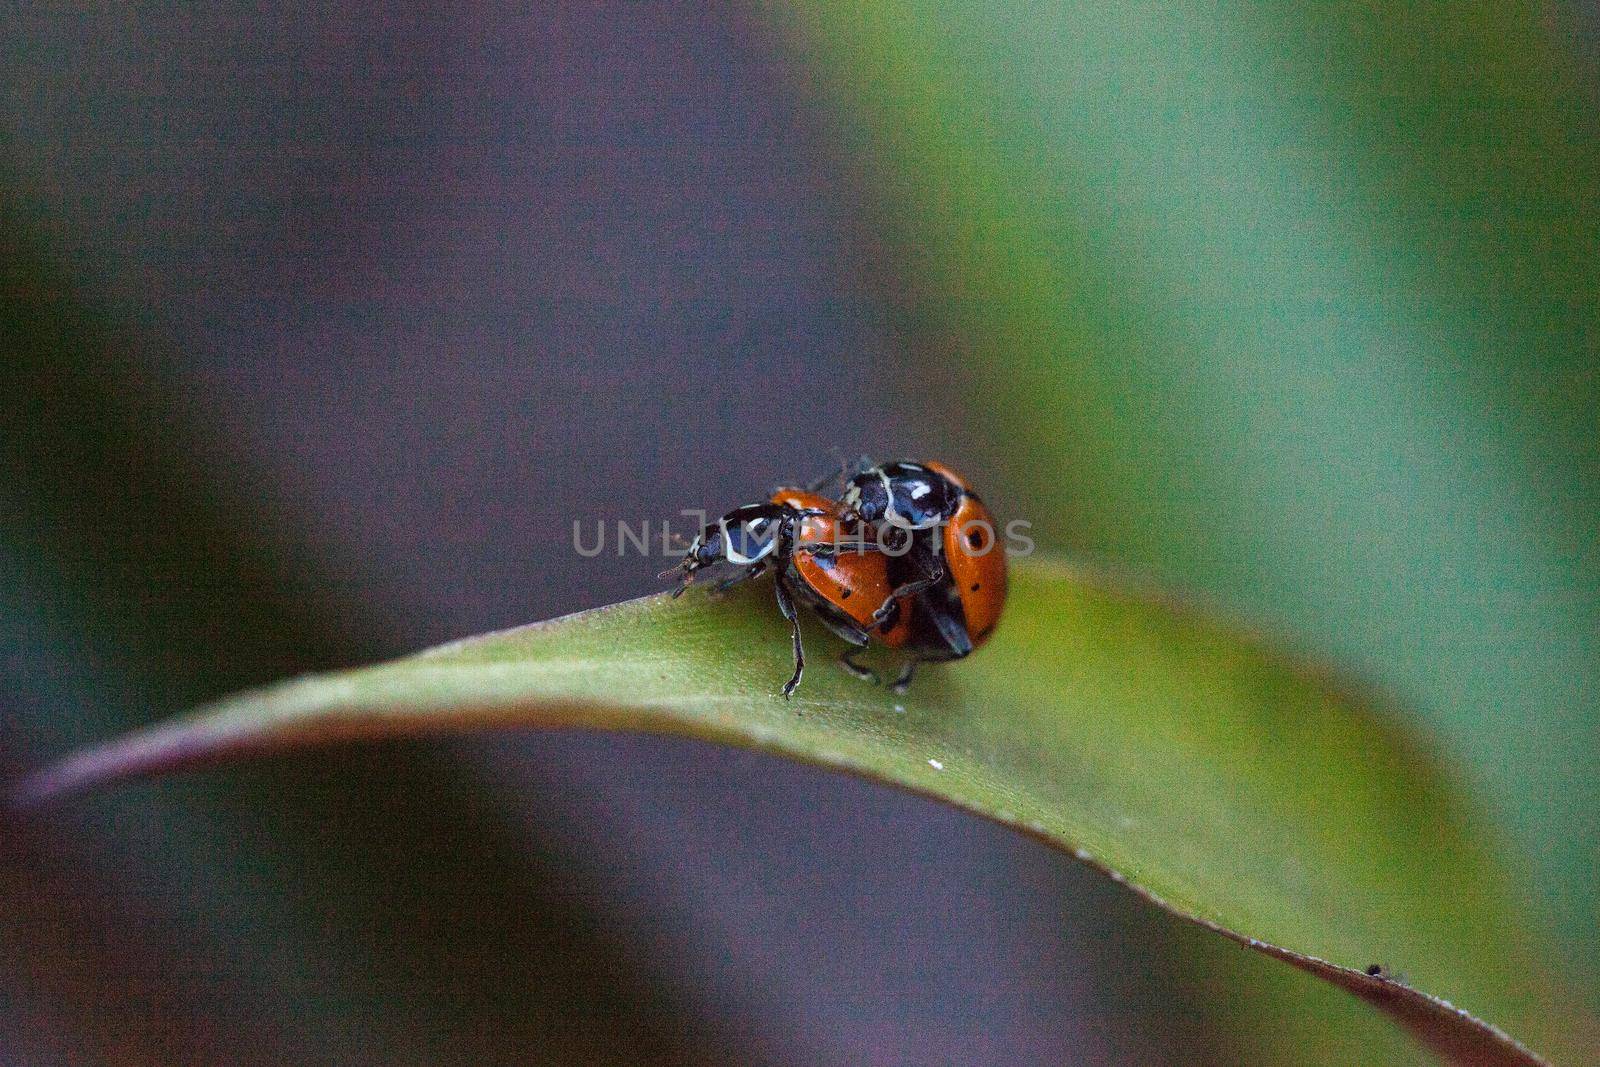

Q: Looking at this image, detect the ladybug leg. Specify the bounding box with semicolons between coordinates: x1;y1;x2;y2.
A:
812;612;872;647
780;452;875;497
806;531;884;559
800;450;874;494
771;468;837;498
773;576;806;699
870;567;944;625
807;517;882;564
711;561;766;594
871;548;945;624
890;659;918;693
923;594;974;659
839;647;881;685
794;465;839;493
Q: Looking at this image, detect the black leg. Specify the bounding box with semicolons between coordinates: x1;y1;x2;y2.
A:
772;465;842;498
807;537;883;561
795;452;874;495
924;594;974;658
799;465;841;493
891;659;917;693
774;577;805;698
712;561;766;594
812;612;872;647
872;544;946;623
871;564;945;625
839;646;880;685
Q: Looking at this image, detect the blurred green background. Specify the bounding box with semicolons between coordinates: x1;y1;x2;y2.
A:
3;2;1597;1064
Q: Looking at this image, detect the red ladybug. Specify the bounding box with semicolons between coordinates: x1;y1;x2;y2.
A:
665;459;1007;696
663;490;913;697
839;459;1008;684
771;487;915;686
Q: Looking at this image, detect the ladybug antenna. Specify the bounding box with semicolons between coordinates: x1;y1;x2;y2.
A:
659;558;692;585
661;547;708;596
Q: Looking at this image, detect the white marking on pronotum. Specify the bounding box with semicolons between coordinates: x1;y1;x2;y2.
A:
927;758;944;771
722;516;777;566
878;468;898;523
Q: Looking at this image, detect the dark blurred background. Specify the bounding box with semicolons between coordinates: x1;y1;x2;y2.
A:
0;5;1188;1065
4;3;1598;1065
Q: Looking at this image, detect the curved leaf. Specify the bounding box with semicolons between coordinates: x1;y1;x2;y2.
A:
775;0;1600;982
15;558;1588;1065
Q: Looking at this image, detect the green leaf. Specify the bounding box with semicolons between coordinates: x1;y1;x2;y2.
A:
772;5;1600;1052
16;558;1588;1064
773;0;1600;988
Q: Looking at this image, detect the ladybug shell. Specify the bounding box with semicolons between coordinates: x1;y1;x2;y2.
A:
940;489;1007;648
885;460;1007;648
770;488;912;647
920;459;973;498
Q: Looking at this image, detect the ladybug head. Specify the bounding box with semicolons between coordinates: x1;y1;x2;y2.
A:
843;462;958;531
841;472;890;527
663;503;793;596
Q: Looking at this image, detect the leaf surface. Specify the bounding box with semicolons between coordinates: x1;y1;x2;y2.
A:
19;558;1586;1065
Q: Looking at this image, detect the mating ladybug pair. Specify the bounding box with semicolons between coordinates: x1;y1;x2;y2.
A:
664;459;1007;697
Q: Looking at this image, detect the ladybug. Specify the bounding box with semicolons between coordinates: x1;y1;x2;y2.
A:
773;484;986;692
663;490;913;697
839;459;1008;676
665;501;804;593
665;458;1007;696
770;487;915;687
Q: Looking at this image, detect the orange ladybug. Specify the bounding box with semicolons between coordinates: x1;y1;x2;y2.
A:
770;487;914;685
663;490;913;696
664;458;1007;696
839;459;1008;686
